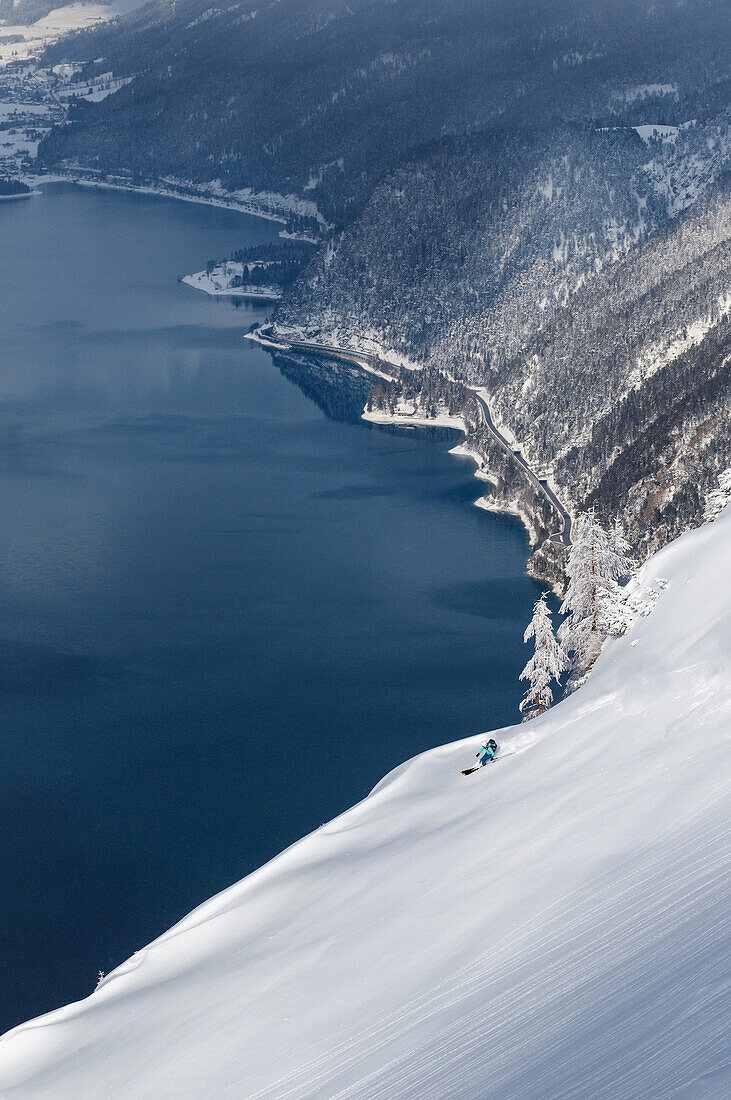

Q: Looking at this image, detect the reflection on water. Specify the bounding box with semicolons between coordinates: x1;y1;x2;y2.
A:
0;184;546;1031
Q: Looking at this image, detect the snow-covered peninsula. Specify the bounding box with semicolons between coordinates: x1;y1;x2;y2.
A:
182;262;282;300
0;500;728;1096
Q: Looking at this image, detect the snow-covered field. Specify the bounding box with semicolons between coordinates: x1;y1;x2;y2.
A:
55;72;135;102
0;103;53;122
0;501;728;1096
0;2;143;65
363;405;464;429
183;263;282;300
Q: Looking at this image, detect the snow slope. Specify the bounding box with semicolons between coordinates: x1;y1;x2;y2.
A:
0;512;730;1097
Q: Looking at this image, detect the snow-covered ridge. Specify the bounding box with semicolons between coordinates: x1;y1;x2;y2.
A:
186;7;224;30
1;504;728;1097
630;288;731;390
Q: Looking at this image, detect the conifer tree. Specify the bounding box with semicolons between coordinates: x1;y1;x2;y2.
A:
599;517;636;634
558;510;634;685
519;593;569;718
608;517;634;581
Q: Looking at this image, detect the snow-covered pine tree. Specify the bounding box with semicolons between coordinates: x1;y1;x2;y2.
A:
704;467;731;522
600;516;636;634
607;517;634;582
519;593;569;719
558;510;633;687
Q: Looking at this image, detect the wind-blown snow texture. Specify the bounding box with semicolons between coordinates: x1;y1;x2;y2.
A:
1;513;729;1097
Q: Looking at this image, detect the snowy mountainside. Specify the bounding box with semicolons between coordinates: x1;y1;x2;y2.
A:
278;126;672;362
642;108;731;217
280;133;731;581
491;179;731;542
35;0;731;224
25;0;731;583
1;510;729;1096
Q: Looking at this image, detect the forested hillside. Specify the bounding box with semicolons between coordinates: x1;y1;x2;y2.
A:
39;0;730;224
36;0;731;580
279;124;731;572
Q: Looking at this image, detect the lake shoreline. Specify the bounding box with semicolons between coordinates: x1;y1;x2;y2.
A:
368;408;557;578
182;270;282;301
21;174;294;227
248;329;565;589
26;173;325;239
73;178;289;223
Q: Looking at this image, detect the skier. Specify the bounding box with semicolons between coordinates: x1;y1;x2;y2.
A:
477;738;498;766
461;738;498;775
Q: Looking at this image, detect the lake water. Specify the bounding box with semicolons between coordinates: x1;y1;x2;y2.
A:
0;183;548;1031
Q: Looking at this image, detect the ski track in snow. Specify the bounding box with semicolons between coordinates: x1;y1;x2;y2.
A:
0;512;729;1097
246;795;728;1099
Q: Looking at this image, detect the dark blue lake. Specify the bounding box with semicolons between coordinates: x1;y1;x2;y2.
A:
0;183;547;1031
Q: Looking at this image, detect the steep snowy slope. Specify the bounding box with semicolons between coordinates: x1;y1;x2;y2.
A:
1;512;729;1097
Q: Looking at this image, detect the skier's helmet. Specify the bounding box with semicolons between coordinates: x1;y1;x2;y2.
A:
487;739;497;750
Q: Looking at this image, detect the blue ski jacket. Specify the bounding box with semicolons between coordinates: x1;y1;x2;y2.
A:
477;741;497;764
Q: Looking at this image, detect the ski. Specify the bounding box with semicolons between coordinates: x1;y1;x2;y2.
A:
460;749;516;776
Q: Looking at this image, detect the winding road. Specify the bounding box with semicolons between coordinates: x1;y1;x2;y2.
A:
470;393;572;547
254;331;572;548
